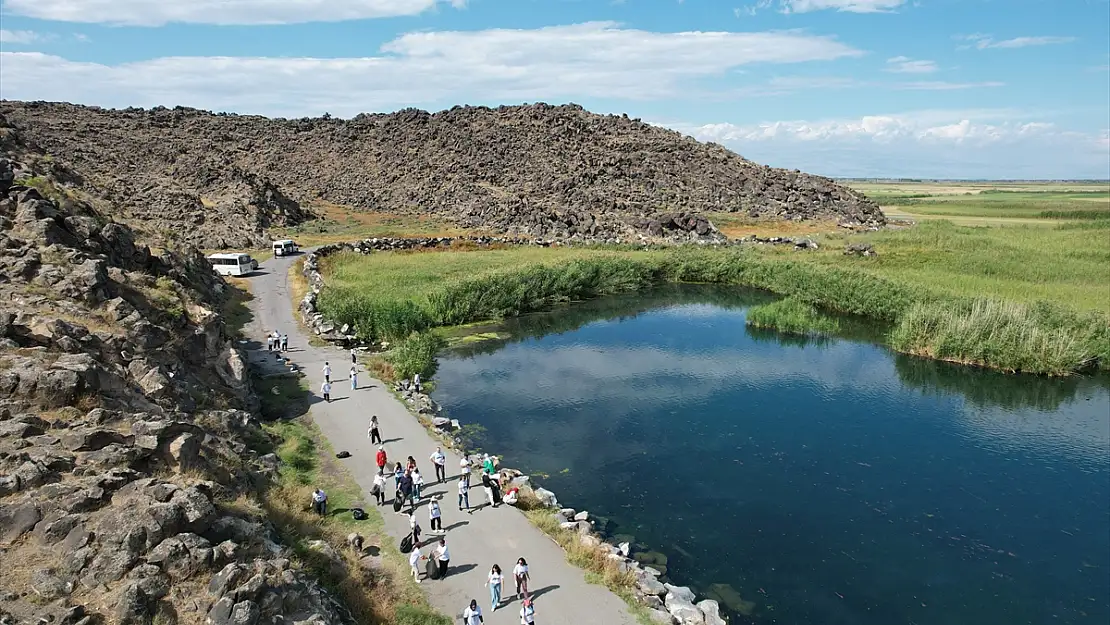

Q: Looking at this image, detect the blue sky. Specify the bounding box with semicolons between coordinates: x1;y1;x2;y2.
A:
1;0;1107;179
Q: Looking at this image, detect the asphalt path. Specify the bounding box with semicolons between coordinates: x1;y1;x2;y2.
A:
247;252;637;625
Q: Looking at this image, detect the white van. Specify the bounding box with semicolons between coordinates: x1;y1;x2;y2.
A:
207;253;257;276
272;239;299;257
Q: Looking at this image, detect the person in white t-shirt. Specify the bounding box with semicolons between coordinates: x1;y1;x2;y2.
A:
372;470;387;506
322;362;332;384
408;544;423;584
430;447;447;483
519;598;536;625
462;599;483;625
485;564;503;611
429;496;443;532
434;537;450;579
513;557;530;600
458;476;471;514
320;381;331;403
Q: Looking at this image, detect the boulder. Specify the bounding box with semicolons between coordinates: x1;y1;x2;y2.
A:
573;510;589;522
0;500;41;544
166;432;202;471
647;608;677;625
637;575;667;597
146;532;214;580
533;487;559;508
62;428;133;451
696;600;728;625
665;584;697;606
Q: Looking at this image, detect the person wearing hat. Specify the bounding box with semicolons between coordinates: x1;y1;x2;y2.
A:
428;495;443;532
482;454;495;476
519;598;535;624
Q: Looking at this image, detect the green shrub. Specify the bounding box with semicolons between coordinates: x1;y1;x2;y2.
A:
746;297;841;336
317;289;433;342
888;299;1099;375
394;605;452;625
387;332;447;380
427;257;661;326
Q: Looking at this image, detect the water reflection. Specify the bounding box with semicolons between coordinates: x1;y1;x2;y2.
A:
432;286;1110;625
894;352;1108;412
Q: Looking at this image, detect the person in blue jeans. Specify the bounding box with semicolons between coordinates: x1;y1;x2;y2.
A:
485;564;503;611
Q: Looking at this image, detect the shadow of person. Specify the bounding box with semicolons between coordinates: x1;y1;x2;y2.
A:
442;520;470;531
528;584;560;601
448;563;478;575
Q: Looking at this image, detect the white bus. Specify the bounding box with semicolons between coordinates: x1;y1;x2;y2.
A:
207;253;257;276
272;239;299;257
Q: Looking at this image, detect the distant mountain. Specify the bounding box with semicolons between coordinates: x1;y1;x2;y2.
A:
0;101;884;247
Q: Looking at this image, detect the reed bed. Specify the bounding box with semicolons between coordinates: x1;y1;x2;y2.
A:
746;296;842;336
317;244;1108;376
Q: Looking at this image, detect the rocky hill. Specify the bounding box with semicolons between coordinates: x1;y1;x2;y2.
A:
0;101;884;248
0;118;355;625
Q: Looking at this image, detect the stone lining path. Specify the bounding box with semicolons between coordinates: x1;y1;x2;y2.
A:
247;253;639;625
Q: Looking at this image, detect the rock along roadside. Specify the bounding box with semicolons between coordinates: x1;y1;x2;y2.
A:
250;252;640;625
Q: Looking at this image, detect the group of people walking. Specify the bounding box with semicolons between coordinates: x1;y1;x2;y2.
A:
367;417;538;622
284;328;541;624
320;359;361;402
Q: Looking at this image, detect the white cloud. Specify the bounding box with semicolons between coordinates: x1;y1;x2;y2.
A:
780;0;905;13
1;0;454;26
678;111;1109;178
885;56;938;74
0;29;43;44
0;23;861;117
960;34;1076;50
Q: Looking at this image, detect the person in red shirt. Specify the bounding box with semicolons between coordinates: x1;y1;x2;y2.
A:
376;446;387;473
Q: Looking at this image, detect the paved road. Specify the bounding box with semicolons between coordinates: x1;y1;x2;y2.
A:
248;254;638;625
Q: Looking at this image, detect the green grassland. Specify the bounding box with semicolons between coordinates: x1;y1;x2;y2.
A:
311;181;1109;376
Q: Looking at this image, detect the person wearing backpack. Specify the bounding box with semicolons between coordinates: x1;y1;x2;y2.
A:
519;598;535;624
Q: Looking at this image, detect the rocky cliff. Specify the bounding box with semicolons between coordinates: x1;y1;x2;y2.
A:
0;117;354;625
0;101;884;247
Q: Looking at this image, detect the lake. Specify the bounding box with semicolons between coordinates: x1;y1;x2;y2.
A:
430;285;1110;625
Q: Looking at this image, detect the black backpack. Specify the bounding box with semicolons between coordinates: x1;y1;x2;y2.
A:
400;534;413;553
336;451;351;459
351;508;367;520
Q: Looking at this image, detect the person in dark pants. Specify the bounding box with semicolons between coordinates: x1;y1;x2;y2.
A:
311;489;327;516
434;537;450;579
430;446;447;483
458;475;471;513
321;381;331;403
368;416;382;444
372;469;387;506
398;469;414;513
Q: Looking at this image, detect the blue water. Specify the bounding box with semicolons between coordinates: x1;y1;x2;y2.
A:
431;287;1110;625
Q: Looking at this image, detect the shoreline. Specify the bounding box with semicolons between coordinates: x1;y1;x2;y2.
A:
296;243;737;624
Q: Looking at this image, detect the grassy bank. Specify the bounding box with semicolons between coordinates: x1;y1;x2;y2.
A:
246;370;445;624
316;235;1108;375
746;296;841;336
261;416;449;625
